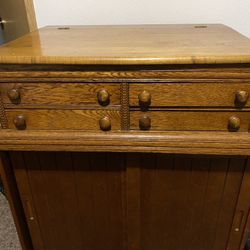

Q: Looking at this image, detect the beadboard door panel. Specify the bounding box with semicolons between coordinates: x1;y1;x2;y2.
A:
11;152;126;250
10;152;247;250
129;154;246;250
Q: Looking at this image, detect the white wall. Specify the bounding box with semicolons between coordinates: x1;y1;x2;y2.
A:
33;0;250;37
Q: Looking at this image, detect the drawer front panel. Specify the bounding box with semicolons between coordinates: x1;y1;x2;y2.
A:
6;110;121;131
1;83;120;106
130;111;250;131
130;83;250;107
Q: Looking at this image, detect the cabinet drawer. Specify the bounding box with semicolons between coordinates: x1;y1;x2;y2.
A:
1;83;120;106
130;111;250;131
6;110;120;131
130;83;250;107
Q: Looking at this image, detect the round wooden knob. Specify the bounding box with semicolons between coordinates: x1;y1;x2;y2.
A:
235;90;249;105
138;90;151;107
228;116;240;131
7;88;20;102
13;115;26;130
139;115;151;130
97;89;110;106
99;116;111;131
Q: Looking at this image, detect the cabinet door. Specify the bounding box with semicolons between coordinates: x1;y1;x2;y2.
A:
126;154;247;250
11;152;248;250
11;152;127;250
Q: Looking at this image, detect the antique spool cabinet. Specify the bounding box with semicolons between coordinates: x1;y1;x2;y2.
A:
0;24;250;250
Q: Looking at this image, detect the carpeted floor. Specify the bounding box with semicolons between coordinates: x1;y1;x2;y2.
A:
0;193;21;250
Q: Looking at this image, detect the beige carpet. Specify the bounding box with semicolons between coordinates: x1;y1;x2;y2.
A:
0;193;21;250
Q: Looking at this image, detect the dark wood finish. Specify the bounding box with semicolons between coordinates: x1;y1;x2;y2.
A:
99;116;112;131
227;158;250;250
0;25;250;250
7;88;21;103
9;152;248;250
228;116;241;131
139;115;151;130
0;153;32;249
138;90;151;108
10;152;126;250
13;114;26;130
235;90;249;106
97;89;111;106
131;154;246;250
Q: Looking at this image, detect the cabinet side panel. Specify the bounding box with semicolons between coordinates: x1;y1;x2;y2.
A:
10;152;45;250
0;152;33;250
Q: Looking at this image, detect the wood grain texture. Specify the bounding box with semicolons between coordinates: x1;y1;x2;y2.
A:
130;111;250;131
1;130;250;155
227;159;250;250
1;66;250;80
0;153;32;250
136;154;245;250
130;82;250;107
10;152;45;250
11;152;126;250
0;82;120;106
6;109;121;131
0;24;250;250
0;24;250;65
10;152;247;250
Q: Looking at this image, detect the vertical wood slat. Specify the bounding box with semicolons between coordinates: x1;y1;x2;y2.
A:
25;152;63;250
126;154;141;250
0;152;33;250
10;152;45;250
185;157;211;250
171;157;192;250
11;151;126;250
213;158;246;250
54;152;85;250
134;154;246;250
10;152;248;250
227;157;250;250
72;152;95;249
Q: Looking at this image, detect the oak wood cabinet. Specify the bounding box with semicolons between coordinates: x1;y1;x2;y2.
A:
0;24;250;250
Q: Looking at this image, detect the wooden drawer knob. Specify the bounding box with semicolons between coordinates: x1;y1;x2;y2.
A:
235;90;249;106
13;115;26;130
7;88;20;102
139;115;151;130
138;90;151;107
99;116;111;131
97;89;110;106
228;116;240;131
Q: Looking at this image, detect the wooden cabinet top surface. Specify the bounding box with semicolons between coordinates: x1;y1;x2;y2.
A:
0;24;249;65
